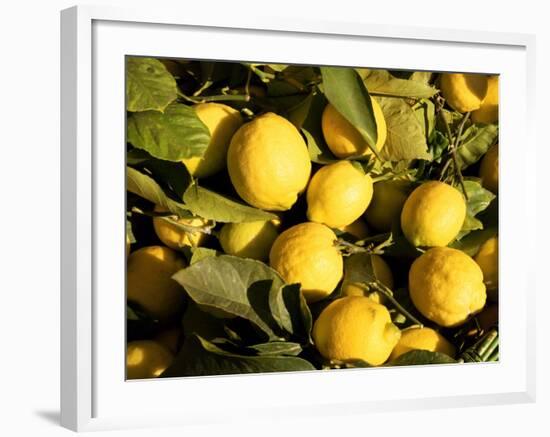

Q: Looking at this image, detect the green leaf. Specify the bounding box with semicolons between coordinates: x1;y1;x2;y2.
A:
126;305;140;321
412;99;435;141
127;103;211;162
456;123;499;169
142;157;193;199
378;97;431;161
301;92;338;164
189;247;218;265
450;227;498;256
320;67;379;157
343;253;377;287
388;350;457;366
162;335;315;377
458;179;496;237
126;218;136;244
359;69;437;99
183;183;277;223
126;166;189;216
247;341;302;356
126;57;177;112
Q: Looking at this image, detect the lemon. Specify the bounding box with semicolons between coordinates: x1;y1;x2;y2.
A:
227;112;311;211
307;161;374;228
154;327;182;354
339;218;369;240
181;103;243;178
479;144;498;193
219;220;279;261
409;247;486;327
153;206;208;250
126;340;174;379
269;222;343;303
127;246;186;320
365;180;409;232
389;327;456;361
313;296;401;365
439;73;488;112
471;75;499;124
474;236;498;291
321;99;387;158
341;254;394;304
401;181;466;247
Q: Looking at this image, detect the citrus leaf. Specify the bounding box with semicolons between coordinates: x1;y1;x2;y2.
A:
359;69;437;99
183;183;277;223
388;350;456;366
126;57;178;112
378;97;431;161
127;103;211;161
301;92;338;164
320;67;379;157
189;247;218;265
450;227;498;256
457;179;496;238
126;218;136;244
247;341;302;356
412;99;435;141
456;123;499;169
161;334;315;377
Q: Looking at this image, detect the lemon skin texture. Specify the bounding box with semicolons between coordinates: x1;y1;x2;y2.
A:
439;73;488;113
474;236;498;291
269;222;343;303
471;75;499;124
307;161;374;228
341;254;394;304
479;144;498;193
153;206;207;250
401;181;466;247
389;327;456;361
321;99;387;158
365;180;409;232
409;247;486;327
313;296;401;366
126;340;174;379
127;246;186;320
227;112;311;211
182;103;243;178
219;220;279;261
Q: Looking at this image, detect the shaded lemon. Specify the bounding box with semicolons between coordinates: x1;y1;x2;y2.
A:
126;340;173;379
440;73;488;112
153;206;208;250
479;144;498;193
365;180;409;232
471;75;499;124
389;327;456;361
219;220;279;261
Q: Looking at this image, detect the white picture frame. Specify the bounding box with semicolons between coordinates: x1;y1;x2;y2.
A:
60;5;536;432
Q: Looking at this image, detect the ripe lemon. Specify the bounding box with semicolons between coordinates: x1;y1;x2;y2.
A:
219;220;279;261
341;254;394;304
401;181;466;247
409;247;486;327
312;296;401;366
389;327;456;361
321;99;387;158
474;236;498;291
365;180;409;232
153;206;208;249
479;144;498;193
471;75;499;124
439;73;488;113
306;161;374;228
127;246;186;320
227;112;311;211
339;218;369;240
181;103;243;178
269;222;343;303
126;340;174;379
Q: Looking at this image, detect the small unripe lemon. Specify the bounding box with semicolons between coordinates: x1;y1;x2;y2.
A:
182;103;243;178
439;73;488;113
341;254;394;304
313;296;401;366
127;246;186;320
401;181;466;247
269;222;343;303
389;327;456;361
365;180;409;232
219;220;279;261
126;340;173;379
227;113;311;211
321;99;387;158
474;236;498;291
471;76;499;124
479;144;498;193
153;206;208;250
409;247;486;327
307;161;374;228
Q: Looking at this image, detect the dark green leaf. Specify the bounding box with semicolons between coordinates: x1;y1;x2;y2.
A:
127;103;211;161
359;69;437;99
412;99;435;141
457;179;496;237
388;350;457;366
247;341;302;356
456;123;499;169
301;92;338;164
143;158;193;199
450;227;498;256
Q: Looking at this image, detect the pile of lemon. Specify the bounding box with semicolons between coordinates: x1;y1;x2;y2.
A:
127;72;499;377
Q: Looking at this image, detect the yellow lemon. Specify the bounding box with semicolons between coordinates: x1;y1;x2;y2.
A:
389;327;456;361
479;144;498;193
321;99;387;158
341;254;394;304
474;236;498;291
312;296;401;366
339;218;370;240
307;161;374;228
269;222;343;303
471;75;499;124
127;246;186;320
153;206;208;250
219;220;279;261
365;180;409;232
182;103;243;178
409;247;486;327
401;181;466;247
126;340;174;379
439;73;488;112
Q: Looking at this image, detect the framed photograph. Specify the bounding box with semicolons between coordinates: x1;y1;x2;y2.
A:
60;5;536;432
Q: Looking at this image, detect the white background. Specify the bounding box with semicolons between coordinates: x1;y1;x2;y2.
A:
0;0;546;436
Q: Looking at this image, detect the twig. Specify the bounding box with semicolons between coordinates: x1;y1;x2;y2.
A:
371;281;424;327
